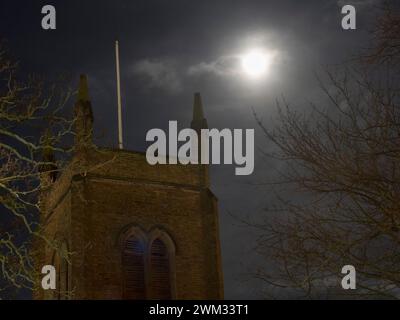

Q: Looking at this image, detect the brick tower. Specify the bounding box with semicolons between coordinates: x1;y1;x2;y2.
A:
34;75;224;299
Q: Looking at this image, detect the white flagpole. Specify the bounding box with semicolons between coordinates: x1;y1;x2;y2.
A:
115;40;123;149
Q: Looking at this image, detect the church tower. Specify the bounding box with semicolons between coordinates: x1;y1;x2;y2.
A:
34;75;224;299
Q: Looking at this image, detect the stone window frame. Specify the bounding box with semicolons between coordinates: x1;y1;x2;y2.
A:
51;241;70;300
118;225;176;299
120;226;147;299
148;228;177;299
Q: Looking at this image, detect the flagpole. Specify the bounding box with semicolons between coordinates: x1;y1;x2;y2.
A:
115;40;123;149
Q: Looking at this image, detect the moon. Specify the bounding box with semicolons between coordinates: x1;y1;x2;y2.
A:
241;49;272;78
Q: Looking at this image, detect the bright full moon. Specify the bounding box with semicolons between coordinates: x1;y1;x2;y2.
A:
241;49;271;78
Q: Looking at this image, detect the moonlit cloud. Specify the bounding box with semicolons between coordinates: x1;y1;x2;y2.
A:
132;59;182;94
188;49;283;80
187;55;241;77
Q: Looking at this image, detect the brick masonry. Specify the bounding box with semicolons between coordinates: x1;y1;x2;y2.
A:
34;137;223;300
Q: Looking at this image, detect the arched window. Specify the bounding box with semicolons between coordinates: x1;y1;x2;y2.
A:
53;242;69;300
119;226;175;300
149;238;171;299
122;236;146;299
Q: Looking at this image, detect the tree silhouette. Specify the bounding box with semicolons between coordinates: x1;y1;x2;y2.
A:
256;4;400;299
0;44;73;297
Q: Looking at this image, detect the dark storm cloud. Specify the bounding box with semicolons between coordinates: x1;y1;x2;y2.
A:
0;0;384;298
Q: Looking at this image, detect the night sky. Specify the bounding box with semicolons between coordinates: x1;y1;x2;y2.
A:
0;0;384;298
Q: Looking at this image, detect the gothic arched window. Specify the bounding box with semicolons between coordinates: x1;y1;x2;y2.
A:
122;236;146;299
120;227;175;300
53;242;69;300
149;238;171;299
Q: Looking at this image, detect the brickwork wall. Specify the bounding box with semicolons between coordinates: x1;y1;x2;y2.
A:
34;148;223;299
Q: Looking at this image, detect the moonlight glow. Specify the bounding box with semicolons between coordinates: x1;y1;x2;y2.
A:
241;49;272;78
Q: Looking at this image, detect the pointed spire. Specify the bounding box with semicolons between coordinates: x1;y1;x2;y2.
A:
40;128;58;182
78;74;90;102
190;92;209;188
193;92;204;120
74;74;93;151
191;92;208;131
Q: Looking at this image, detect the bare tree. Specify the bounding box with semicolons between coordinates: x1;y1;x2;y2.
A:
0;44;74;297
364;3;400;67
255;6;400;299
